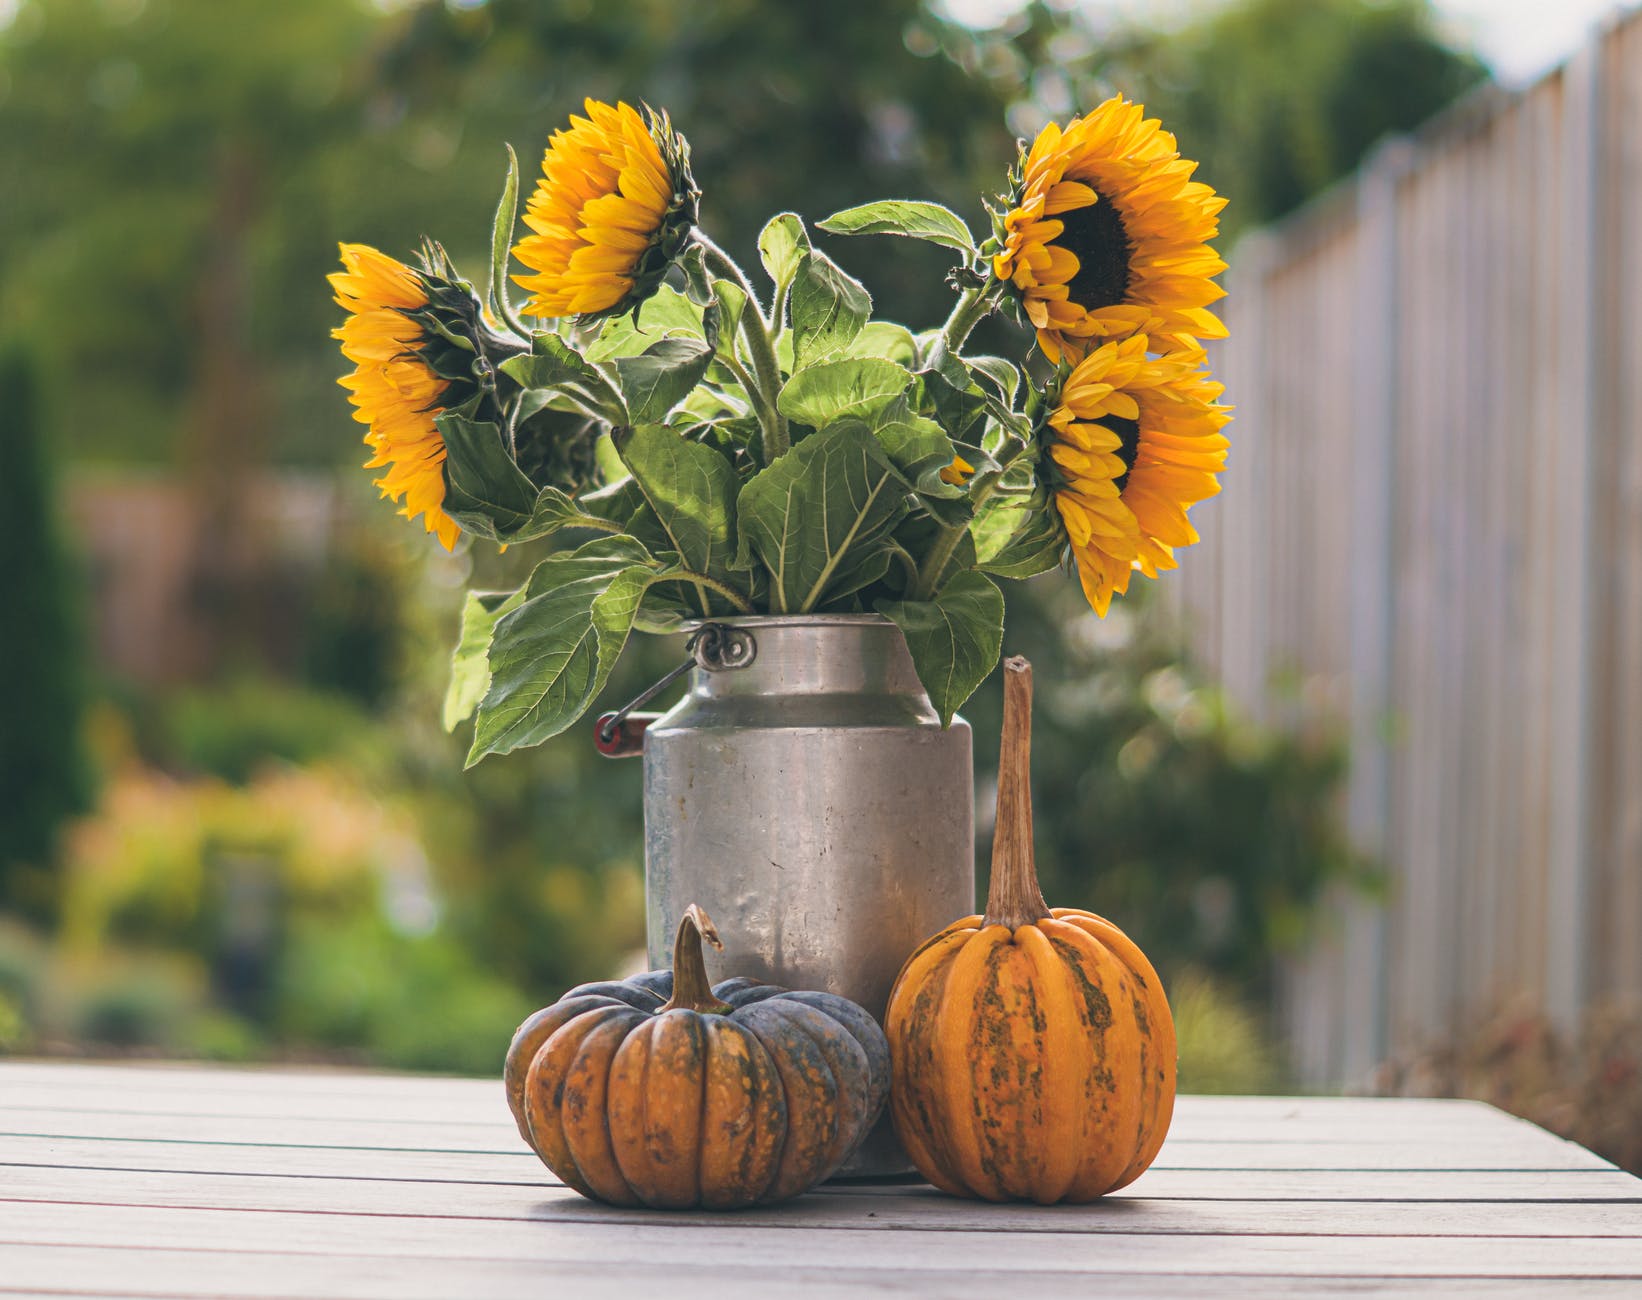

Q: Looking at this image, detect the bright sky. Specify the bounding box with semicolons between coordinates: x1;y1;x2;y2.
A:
938;0;1634;86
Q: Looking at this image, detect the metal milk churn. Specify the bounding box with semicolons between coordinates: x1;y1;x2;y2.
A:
640;614;975;1176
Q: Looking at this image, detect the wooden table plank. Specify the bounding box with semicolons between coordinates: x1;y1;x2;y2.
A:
6;1202;1642;1276
1;1061;1638;1298
3;1182;1641;1238
4;1247;1642;1300
3;1205;1642;1283
3;1137;1632;1198
0;1111;1611;1170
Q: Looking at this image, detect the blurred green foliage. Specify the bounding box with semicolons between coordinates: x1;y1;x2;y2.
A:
0;344;90;920
1171;967;1281;1095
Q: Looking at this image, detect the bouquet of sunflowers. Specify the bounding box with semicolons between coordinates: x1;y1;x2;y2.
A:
330;97;1229;766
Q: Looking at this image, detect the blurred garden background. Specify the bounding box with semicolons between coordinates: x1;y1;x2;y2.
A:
3;0;1640;1173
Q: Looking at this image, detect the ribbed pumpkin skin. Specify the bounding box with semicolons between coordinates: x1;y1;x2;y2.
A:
505;971;891;1209
885;905;1175;1204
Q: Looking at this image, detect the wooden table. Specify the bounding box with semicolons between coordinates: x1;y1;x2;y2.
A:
2;1061;1640;1297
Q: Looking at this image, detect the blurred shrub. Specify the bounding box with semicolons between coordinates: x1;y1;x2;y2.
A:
276;913;531;1075
0;919;48;1054
1171;968;1282;1095
49;728;543;1071
1375;998;1642;1176
972;582;1376;1000
56;762;397;955
67;953;207;1052
139;679;382;786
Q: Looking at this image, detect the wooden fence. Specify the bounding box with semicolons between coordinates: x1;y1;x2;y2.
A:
1172;8;1642;1086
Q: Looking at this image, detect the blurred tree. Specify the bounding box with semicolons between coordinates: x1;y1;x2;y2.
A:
0;343;90;920
1004;0;1488;236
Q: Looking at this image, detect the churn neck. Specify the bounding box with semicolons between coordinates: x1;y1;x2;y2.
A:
683;615;923;699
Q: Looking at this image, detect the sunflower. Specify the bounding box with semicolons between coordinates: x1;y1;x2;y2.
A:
1044;334;1230;616
512;99;699;320
329;243;461;551
993;96;1228;365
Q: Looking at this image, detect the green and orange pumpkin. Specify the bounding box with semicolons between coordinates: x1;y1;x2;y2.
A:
885;655;1177;1202
505;905;891;1208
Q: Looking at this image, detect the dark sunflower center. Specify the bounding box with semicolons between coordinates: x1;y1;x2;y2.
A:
1057;194;1132;310
1105;414;1142;493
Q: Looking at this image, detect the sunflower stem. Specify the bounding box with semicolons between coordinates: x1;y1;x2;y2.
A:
936;281;998;360
770;277;792;345
695;234;789;462
912;468;1002;601
910;427;1034;600
716;350;762;410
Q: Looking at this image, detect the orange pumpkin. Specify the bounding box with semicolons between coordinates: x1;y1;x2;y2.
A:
885;655;1176;1202
505;905;890;1209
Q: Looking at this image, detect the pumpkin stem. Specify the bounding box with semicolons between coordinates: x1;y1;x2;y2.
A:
661;904;733;1014
982;656;1051;932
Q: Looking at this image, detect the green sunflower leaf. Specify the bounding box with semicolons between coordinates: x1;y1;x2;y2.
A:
439;414;628;544
817;200;976;255
519;486;633;541
613;424;742;616
711;280;749;356
894;513;978;591
847;320;919;366
467;534;664;765
586;286;706;362
614;333;716;424
874;570;1004;727
790;247;871;369
873;410;965;501
578;470;644;520
757;212;810;291
777;358;912;428
679;243;714;306
734;420;909;614
500;334;627;423
967;355;1021;405
976;498;1065;579
437;413;539;535
814;542;896;612
444;587;526;731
